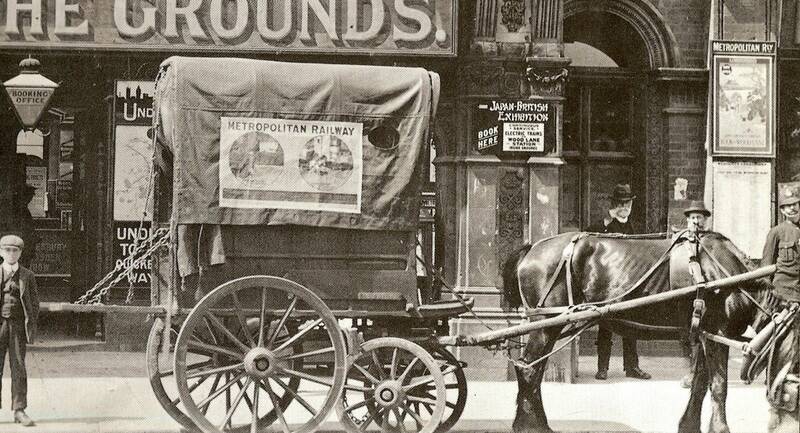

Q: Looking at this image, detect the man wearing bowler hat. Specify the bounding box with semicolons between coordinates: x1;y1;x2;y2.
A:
0;234;39;426
586;183;651;380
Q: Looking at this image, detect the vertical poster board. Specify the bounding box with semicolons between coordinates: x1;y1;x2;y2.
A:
712;161;772;259
113;81;155;290
712;40;776;157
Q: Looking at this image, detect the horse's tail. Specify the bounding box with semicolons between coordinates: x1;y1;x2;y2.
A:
502;243;532;309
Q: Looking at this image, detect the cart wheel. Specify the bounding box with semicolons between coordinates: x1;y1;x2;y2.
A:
337;337;446;433
430;346;467;433
174;276;346;433
147;317;197;431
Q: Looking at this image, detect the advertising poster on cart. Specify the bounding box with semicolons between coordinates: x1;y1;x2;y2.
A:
712;40;775;156
219;117;363;214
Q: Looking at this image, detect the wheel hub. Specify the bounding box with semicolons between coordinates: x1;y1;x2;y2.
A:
244;347;277;379
374;381;404;408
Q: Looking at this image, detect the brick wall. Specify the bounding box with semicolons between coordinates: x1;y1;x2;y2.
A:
657;0;711;68
666;82;709;231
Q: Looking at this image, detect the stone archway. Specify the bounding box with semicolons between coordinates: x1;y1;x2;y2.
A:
565;0;681;69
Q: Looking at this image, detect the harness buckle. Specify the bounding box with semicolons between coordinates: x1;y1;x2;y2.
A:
689;299;706;344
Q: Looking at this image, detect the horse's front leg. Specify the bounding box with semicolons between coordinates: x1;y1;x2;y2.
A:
706;342;731;433
678;342;710;433
513;328;559;433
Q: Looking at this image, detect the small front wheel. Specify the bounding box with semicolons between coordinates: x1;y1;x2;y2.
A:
337;337;446;433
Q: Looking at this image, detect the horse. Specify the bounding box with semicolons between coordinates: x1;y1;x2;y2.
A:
502;231;771;433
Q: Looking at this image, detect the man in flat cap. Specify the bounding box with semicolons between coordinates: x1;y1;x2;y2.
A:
0;234;39;426
678;200;712;389
586;183;651;380
761;182;800;432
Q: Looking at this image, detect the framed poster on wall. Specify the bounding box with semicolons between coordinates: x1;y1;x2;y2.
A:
711;40;776;157
712;161;772;259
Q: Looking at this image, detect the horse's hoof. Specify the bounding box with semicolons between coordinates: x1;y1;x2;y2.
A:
595;370;608;380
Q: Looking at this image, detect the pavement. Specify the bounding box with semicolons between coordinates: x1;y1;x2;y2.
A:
0;343;773;433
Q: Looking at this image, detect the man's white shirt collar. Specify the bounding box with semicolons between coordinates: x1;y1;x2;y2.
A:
1;262;19;275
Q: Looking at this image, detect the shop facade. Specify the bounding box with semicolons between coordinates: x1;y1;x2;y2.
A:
0;1;790;378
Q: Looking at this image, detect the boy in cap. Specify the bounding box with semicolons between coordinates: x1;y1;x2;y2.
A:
0;234;39;426
586;183;651;380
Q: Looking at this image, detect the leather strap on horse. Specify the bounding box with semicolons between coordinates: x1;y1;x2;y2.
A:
683;237;708;344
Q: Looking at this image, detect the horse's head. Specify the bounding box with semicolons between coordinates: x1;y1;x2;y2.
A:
696;231;773;336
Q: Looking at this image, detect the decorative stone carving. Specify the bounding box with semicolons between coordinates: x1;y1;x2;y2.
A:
526;66;569;98
497;168;526;275
501;0;526;33
461;62;506;94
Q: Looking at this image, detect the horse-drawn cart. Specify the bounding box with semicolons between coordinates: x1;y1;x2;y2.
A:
39;57;783;433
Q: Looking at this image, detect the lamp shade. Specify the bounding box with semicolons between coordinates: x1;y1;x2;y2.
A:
3;58;58;130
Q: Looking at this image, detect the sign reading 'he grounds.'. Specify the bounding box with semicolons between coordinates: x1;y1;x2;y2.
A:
474;100;556;155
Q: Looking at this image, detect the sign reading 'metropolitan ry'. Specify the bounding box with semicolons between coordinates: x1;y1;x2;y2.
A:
0;0;456;56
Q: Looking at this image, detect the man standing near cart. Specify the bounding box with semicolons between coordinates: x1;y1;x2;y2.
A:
586;183;651;380
760;182;800;433
0;234;39;427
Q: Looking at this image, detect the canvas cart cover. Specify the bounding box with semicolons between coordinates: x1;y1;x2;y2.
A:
155;56;439;231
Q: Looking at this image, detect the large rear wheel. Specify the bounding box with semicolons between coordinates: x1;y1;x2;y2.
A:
174;276;346;433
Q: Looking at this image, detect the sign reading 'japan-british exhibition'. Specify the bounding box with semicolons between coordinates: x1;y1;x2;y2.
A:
474;100;556;153
0;0;455;56
712;40;776;157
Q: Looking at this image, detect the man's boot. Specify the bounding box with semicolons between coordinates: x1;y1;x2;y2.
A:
596;344;610;380
14;410;34;427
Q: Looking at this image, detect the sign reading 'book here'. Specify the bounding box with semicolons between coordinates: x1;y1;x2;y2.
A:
475;100;555;153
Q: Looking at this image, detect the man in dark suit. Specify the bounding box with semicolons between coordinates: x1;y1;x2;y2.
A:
0;234;39;426
586;183;651;380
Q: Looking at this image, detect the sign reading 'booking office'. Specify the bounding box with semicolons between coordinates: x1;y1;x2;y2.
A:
0;0;455;56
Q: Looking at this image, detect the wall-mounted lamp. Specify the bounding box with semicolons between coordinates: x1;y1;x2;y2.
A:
3;58;59;131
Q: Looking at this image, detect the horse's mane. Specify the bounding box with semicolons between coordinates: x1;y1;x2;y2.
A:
700;231;775;333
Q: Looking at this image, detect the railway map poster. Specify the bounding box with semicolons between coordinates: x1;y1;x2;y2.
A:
712;161;772;259
219;117;363;214
113;81;154;221
712;40;776;156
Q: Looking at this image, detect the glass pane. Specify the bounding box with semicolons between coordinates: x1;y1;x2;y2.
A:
564;85;580;151
587;164;633;229
560;164;581;232
722;1;768;41
589;86;631;152
466;167;497;287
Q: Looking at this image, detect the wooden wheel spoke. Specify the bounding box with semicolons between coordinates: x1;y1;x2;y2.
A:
198;371;247;410
397;358;420;384
165;360;212;378
403;374;436;391
265;379;292;433
407;395;438;406
187;362;245;379
392;408;409;433
343;395;374;413
200;373;223;415
274;318;323;353
389;348;399;379
371;350;386;380
231;291;256;347
359;409;377;432
445;383;460;390
258;288;269;347
203;316;220;345
281;345;334;360
267;296;298;348
353;363;381;385
401;402;424;429
234;380;255;412
188;340;243;360
282;367;334;387
343;382;372;393
218;377;253;430
250;379;259;433
205;312;251;354
271;377;318;416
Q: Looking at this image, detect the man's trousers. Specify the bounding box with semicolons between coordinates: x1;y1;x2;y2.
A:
0;318;27;410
